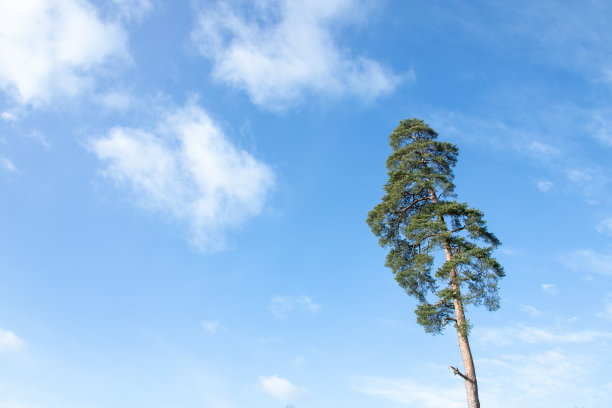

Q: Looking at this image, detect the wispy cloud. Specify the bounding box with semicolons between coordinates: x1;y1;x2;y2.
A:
527;141;560;161
90;101;275;251
441;2;612;88
479;350;582;403
429;107;612;203
520;305;542;316
596;218;612;236
565;167;610;200
356;346;609;408
202;320;226;334
475;324;612;346
268;295;321;319
112;0;153;22
0;328;25;353
258;375;309;402
599;296;612;322
0;111;18;122
353;376;465;408
192;0;405;110
97;90;133;111
0;157;17;173
21;129;51;150
541;283;558;295
0;0;129;107
564;249;612;276
535;180;553;192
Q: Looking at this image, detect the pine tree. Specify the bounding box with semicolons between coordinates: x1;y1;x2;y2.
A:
366;119;504;408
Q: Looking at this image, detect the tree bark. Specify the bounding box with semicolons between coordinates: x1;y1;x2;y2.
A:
446;254;480;408
429;188;480;408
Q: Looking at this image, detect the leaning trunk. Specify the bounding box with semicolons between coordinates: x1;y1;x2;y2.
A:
431;185;480;408
448;261;480;408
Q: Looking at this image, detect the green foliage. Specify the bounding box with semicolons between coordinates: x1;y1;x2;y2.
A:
367;119;504;334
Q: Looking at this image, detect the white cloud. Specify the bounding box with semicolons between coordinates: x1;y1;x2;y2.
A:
90;101;275;251
0;0;128;106
112;0;153;22
520;305;542;316
596;218;612;236
479;350;581;403
202;320;226;334
565;167;610;200
597;293;612;323
353;376;465;408
535;180;553;192
0;328;25;352
357;347;610;408
590;110;612;146
296;295;321;313
475;324;612;346
564;249;612;276
0;157;17;173
22;129;51;150
258;375;309;402
268;295;320;319
527;141;560;160
192;0;404;110
541;283;558;295
430;110;612;203
0;111;18;122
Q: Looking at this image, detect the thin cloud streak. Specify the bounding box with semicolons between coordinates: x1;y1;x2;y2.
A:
541;283;558;295
268;295;321;319
475;324;612;346
0;157;17;173
564;249;612;276
353;376;464;408
202;320;226;334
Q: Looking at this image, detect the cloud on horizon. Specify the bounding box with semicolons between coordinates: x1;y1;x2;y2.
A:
353;376;464;408
259;375;309;402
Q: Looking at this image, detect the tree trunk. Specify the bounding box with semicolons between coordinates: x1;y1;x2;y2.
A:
429;187;480;408
447;257;480;408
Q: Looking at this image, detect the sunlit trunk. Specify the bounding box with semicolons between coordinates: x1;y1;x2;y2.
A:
431;187;480;408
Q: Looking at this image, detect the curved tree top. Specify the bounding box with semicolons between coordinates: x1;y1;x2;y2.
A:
367;119;504;334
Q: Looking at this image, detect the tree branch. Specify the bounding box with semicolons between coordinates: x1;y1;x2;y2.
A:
449;366;473;383
413;232;439;248
448;226;465;234
397;196;430;214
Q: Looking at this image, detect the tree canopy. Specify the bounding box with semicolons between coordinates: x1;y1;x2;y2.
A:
367;118;504;334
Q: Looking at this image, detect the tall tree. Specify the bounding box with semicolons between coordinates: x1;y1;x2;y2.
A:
367;119;504;408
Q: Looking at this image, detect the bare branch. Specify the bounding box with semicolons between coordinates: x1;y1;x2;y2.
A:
449;366;473;383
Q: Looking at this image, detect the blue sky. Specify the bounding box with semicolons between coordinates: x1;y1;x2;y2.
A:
1;0;611;407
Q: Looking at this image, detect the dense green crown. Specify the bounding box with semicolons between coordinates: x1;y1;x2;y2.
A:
367;119;504;334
